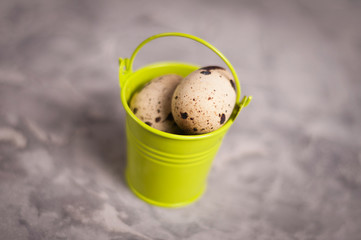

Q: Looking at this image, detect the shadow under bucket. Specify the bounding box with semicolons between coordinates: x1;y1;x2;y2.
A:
119;33;252;208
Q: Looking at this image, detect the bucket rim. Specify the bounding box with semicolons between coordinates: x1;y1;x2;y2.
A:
120;61;235;141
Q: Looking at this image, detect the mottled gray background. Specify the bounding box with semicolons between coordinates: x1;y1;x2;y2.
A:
1;0;361;239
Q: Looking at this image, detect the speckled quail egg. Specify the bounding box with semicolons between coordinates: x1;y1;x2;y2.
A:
130;74;183;133
171;66;236;134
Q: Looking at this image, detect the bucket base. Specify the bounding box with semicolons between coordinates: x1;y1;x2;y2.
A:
125;171;206;208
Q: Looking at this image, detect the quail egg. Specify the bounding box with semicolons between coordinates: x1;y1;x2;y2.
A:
130;74;183;133
171;66;236;134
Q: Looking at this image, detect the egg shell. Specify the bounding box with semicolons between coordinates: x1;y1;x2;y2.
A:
171;66;236;134
130;74;183;133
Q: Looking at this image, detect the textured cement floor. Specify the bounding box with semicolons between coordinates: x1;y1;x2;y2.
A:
1;0;361;239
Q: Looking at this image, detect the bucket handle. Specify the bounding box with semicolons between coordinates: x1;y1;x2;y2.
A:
119;32;252;118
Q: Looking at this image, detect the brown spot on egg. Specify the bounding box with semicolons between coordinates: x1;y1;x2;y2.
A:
157;109;160;113
230;80;236;90
155;117;161;122
193;128;198;132
145;122;152;126
200;66;225;71
180;112;188;119
133;108;138;114
175;96;178;99
190;118;194;120
200;70;211;75
220;113;226;124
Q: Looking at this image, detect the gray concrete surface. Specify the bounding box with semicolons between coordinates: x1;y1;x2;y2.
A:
1;0;361;239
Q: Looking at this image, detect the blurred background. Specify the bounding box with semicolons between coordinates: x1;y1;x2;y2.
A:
0;0;360;239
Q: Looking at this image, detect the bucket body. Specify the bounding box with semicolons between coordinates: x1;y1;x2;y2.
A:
121;62;232;207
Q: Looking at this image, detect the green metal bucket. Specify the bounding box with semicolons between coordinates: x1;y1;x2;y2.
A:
119;33;252;208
